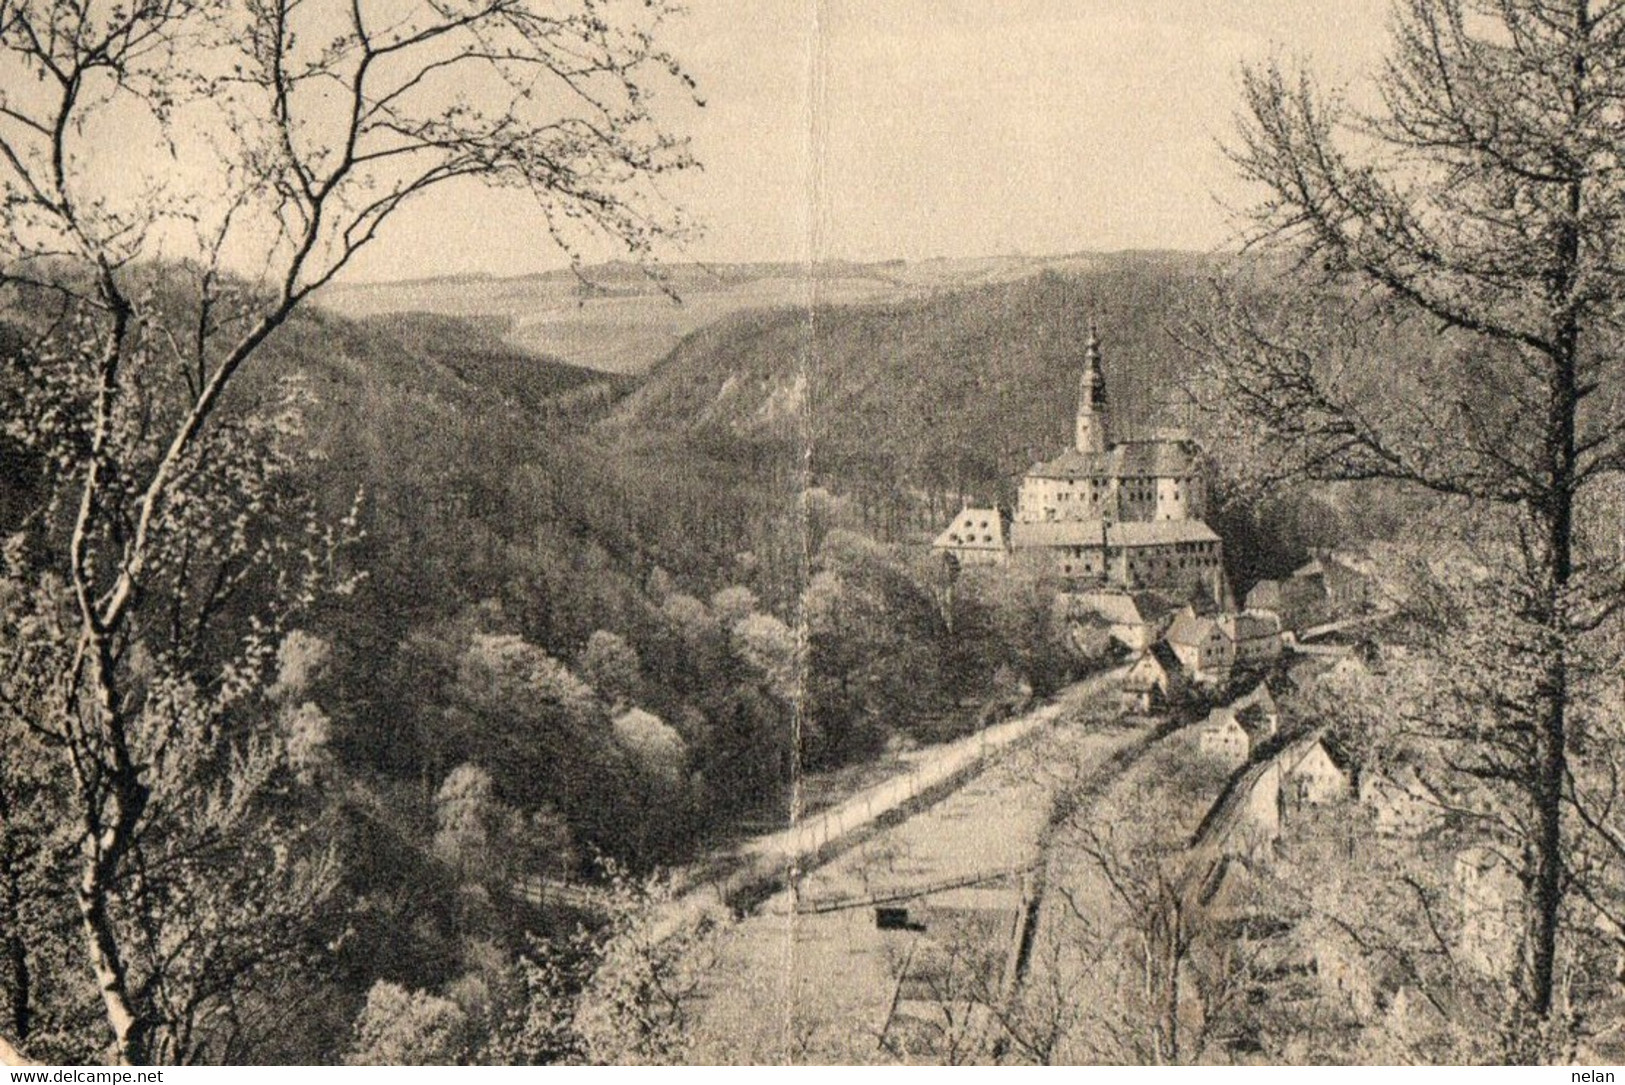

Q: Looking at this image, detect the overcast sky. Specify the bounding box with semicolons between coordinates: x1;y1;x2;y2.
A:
343;0;1396;281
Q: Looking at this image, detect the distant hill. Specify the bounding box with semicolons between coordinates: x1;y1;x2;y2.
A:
317;251;1215;375
599;258;1220;518
256;308;621;416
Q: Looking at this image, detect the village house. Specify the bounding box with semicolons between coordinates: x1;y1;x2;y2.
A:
931;326;1229;602
1281;735;1352;806
1191;727;1357;864
1197;706;1252;768
1223;609;1284;667
1245;574;1330;633
1166;609;1234;683
1062;588;1182;652
1232;681;1280;738
1246;549;1380;634
1359;765;1446;837
1196;684;1280;767
1292;551;1376;617
1120;641;1183;714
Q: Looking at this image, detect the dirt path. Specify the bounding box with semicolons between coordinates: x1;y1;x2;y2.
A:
652;667;1128;942
685;671;1143;1062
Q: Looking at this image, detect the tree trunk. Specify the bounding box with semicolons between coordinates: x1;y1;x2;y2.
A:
1526;136;1585;1020
0;789;30;1049
78;846;144;1065
72;645;152;1065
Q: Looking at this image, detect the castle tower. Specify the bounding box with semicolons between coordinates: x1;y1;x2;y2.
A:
1075;322;1108;454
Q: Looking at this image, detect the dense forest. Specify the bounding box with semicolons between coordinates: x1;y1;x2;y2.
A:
1;262;1135;1060
0;226;1439;1062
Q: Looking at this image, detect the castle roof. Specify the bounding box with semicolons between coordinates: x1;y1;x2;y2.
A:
1010;518;1220;550
1027;438;1200;481
933;507;1009;552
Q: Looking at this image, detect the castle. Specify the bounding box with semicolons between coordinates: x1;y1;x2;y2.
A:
933;325;1226;601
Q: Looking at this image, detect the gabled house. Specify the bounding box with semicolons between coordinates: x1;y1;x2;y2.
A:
1246;575;1330;632
1068;620;1117;661
1120;641;1183;714
1281;735;1352;806
1197;706;1252;768
1359;765;1446;837
1232;681;1280;739
1065;588;1185;653
1292;550;1375;618
1222;609;1283;667
1321;552;1376;612
1166;610;1233;683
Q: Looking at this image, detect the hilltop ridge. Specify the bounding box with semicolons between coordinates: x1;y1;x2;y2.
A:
319;250;1222;375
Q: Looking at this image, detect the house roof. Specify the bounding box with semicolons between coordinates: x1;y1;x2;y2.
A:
1070;590;1142;626
1321;557;1370;590
1271;727;1359;783
1026;438;1201;481
933;507;1009;552
1246;579;1282;608
1224;610;1282;642
1199;706;1244;734
1291;558;1325;580
1010;519;1108;549
1069;622;1117;658
1167;611;1221;645
1122;650;1169;691
1293;551;1371;586
1234;704;1274;737
1116;520;1221;547
1235;681;1278;718
1132;590;1188;624
1147;639;1184;675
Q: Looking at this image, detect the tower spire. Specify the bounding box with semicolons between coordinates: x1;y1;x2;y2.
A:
1076;320;1107;453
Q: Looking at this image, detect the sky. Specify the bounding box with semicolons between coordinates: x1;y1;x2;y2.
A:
342;0;1397;281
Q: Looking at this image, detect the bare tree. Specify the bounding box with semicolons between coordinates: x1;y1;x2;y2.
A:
0;0;696;1064
1192;0;1625;1044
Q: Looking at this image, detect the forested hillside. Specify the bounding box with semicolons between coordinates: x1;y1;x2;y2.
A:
597;255;1397;592
1;282;1093;1059
0;255;1393;1062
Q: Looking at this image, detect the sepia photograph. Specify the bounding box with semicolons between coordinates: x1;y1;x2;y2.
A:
0;0;1623;1068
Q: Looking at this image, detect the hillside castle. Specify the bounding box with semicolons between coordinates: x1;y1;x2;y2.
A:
933;326;1227;603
